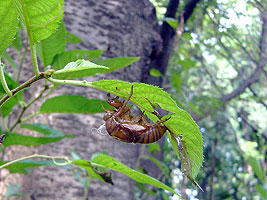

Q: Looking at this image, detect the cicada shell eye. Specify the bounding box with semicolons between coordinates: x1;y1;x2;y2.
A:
107;98;124;109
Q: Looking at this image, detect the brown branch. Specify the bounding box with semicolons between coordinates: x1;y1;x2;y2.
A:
220;10;267;102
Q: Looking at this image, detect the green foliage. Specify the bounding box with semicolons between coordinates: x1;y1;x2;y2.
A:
148;143;161;153
248;156;265;184
0;0;19;57
66;32;83;44
40;96;111;114
0;160;53;174
0;73;23;117
21;123;65;136
149;68;162;77
13;0;64;44
51;50;104;70
52;59;108;79
2;132;73;147
164;17;178;30
37;21;66;67
90;154;180;197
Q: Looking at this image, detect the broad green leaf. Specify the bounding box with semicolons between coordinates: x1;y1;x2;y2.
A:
0;160;53;174
66;32;82;44
37;21;66;67
21;123;64;136
2;132;73;147
149;68;162;77
52;59;108;79
40;96;112;114
141;156;169;176
248;156;265;184
14;0;64;44
53;57;140;79
72;160;106;183
51;50;104;70
90;154;180;197
89;80;203;181
94;57;140;75
0;0;19;57
255;184;267;199
164;17;178;30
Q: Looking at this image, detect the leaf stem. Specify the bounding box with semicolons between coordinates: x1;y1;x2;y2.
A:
0;154;72;170
20;111;40;125
30;44;40;76
0;62;12;97
16;40;29;82
9;86;49;132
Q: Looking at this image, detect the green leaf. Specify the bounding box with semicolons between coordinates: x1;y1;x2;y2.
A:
72;160;106;183
0;0;19;57
178;58;196;71
66;32;82;44
52;57;140;79
0;73;23;117
90;80;203;181
0;95;19;117
141;156;169;176
149;68;162;77
51;50;104;70
0;160;53;174
94;57;140;75
14;0;64;44
37;21;66;67
20;123;64;136
90;154;180;197
52;59;109;79
248;156;265;184
2;132;73;147
148;143;161;153
164;17;178;30
255;184;267;199
40;96;112;114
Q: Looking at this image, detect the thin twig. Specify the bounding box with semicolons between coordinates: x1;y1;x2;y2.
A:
0;154;71;170
0;74;45;107
9;85;49;132
16;40;29;82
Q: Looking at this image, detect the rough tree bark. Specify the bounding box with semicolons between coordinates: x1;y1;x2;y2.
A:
2;0;161;199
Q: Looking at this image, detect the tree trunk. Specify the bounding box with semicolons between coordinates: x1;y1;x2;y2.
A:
2;0;161;199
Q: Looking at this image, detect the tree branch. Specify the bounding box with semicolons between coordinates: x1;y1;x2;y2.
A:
220;10;267;102
142;0;201;86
